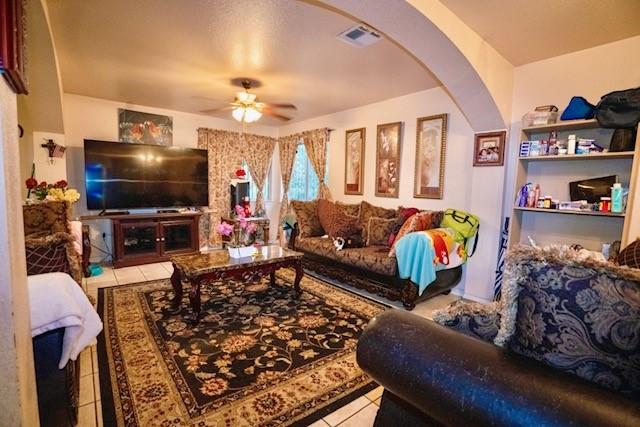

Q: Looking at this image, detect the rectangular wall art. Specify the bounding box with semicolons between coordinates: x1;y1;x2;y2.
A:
118;109;173;146
414;114;447;199
375;122;402;198
344;127;366;195
473;130;506;166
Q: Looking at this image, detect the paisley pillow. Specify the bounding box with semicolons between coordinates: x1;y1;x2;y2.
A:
358;201;398;243
388;210;442;257
497;246;640;395
366;216;402;246
291;200;323;239
335;201;361;218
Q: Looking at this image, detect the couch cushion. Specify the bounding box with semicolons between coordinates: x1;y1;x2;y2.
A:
358;201;398;243
296;237;398;276
388;210;442;257
291;200;324;239
318;199;362;240
618;239;640;269
336;201;361;218
337;245;398;276
23;201;71;236
496;245;640;395
367;216;402;246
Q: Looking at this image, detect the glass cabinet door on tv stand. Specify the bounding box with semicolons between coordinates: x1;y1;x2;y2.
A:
119;221;161;260
160;219;196;255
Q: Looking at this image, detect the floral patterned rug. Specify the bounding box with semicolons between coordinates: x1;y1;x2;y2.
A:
97;268;386;426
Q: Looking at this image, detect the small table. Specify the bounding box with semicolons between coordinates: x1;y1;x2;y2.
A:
170;245;304;323
221;216;270;245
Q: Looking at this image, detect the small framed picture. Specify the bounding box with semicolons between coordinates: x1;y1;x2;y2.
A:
375;122;402;198
414;114;447;199
344;128;366;195
473;131;506;166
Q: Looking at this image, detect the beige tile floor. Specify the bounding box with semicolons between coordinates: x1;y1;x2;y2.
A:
79;262;457;426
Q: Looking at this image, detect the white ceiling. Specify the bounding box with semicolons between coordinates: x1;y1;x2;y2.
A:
441;0;640;66
46;0;440;126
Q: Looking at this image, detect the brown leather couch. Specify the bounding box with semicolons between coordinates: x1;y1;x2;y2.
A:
357;246;640;426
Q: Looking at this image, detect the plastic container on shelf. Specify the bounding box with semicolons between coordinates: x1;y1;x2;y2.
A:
522;111;559;127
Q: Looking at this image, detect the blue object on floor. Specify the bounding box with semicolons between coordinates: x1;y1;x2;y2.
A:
89;263;103;277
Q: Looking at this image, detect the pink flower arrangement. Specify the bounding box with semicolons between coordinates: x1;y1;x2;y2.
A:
218;205;258;247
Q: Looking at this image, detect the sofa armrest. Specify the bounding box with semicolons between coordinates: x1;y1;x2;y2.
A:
357;310;640;427
432;300;501;342
25;232;83;285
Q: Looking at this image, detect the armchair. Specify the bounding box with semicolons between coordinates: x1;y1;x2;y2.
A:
23;200;82;284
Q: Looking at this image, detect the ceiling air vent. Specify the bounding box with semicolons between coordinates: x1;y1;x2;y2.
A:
337;25;381;48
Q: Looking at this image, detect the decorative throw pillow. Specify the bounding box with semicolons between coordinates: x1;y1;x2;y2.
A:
318;199;362;240
291;200;323;239
23;200;71;236
336;201;361;218
398;206;420;222
433;300;502;343
388;210;442;257
358;201;398;243
367;216;403;247
617;239;640;269
496;245;640;395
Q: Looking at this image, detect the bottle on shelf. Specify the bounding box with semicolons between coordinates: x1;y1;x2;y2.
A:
567;134;577;155
611;183;623;213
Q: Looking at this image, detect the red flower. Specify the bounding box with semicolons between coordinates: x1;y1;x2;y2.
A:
38;181;48;188
54;180;68;189
235;168;246;178
25;178;38;190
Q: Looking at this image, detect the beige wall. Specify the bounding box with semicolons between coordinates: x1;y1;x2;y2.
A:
0;80;39;426
280;87;503;302
505;35;640;247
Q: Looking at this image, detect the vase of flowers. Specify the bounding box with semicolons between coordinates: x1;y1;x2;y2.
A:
25;178;80;204
217;205;258;258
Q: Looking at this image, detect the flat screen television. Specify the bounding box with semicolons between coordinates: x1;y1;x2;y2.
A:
84;140;208;210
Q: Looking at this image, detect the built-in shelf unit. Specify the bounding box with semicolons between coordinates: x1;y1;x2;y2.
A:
508;118;640;252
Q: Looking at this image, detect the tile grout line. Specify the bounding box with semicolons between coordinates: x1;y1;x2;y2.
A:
333;401;376;427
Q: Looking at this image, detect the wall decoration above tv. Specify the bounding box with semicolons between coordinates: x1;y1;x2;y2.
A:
84;140;208;210
118;108;173;146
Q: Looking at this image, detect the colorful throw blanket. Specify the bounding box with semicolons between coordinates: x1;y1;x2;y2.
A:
395;228;467;295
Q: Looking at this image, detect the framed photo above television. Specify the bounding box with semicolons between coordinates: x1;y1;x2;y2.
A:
118;109;173;146
84;140;208;210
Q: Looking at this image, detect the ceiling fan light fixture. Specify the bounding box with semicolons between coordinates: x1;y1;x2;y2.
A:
232;105;262;123
244;106;262;123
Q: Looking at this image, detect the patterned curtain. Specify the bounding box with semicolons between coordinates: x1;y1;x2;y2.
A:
197;129;246;246
277;135;300;239
302;128;332;200
244;134;276;214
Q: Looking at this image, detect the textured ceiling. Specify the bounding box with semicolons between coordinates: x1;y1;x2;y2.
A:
441;0;640;66
46;0;440;126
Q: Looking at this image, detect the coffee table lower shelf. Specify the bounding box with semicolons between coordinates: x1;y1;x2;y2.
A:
170;249;304;324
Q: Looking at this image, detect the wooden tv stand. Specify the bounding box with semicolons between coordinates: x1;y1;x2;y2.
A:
82;212;202;268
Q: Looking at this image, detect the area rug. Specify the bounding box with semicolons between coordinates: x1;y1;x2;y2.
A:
97;268;386;426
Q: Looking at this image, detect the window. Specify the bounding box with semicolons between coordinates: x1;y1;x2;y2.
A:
288;144;326;201
242;161;270;202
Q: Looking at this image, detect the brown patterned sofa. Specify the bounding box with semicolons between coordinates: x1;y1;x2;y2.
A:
23;200;83;285
288;200;461;309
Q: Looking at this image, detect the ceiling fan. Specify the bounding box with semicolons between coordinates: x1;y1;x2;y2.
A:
200;79;296;123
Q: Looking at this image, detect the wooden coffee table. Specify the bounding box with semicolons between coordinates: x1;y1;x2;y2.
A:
170;245;304;323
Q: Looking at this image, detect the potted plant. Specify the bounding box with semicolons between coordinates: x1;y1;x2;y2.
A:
217;205;258;258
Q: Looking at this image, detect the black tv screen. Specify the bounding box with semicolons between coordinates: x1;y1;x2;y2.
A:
84;140;208;210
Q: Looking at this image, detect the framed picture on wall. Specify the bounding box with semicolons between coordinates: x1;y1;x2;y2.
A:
375;122;402;198
0;0;28;94
414;114;447;199
344;127;365;195
118;109;173;146
473;131;506;166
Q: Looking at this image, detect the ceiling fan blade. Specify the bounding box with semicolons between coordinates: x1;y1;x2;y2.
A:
200;106;232;114
263;103;297;110
263;110;292;121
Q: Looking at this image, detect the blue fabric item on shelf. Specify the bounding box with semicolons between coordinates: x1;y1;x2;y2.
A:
560;96;596;120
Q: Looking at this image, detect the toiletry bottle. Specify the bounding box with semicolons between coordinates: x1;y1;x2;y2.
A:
567;134;576;155
533;184;540;208
611;183;623;213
